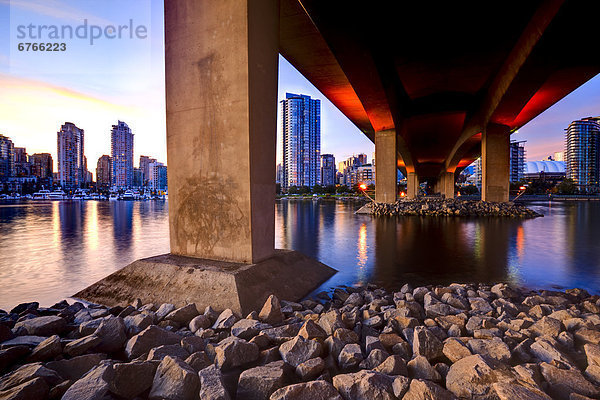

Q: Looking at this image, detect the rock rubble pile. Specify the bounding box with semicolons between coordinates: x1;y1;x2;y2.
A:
1;282;600;399
369;198;542;218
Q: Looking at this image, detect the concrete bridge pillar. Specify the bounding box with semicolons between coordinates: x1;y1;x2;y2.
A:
75;0;336;315
375;129;397;203
482;124;510;202
438;172;455;199
407;172;419;199
165;0;280;263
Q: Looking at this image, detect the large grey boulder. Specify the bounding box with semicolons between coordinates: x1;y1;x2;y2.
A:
0;362;62;391
446;354;514;399
231;319;270;340
199;365;231;400
189;314;211;333
94;316;127;353
467;337;511;363
412;326;443;361
13;316;66;336
155;303;176;321
298;320;328;341
296;357;325;380
124;313;153;336
214;336;259;370
402;379;457;400
529;337;574;367
212;309;238;330
374;355;407;376
109;361;156;399
27;335;61;362
279;336;322;368
0;336;47;348
258;295;284;325
539;362;600;399
492;382;551;400
125;325;181;359
270;380;342;400
185;351;212;372
443;338;472;363
236;361;286;400
317;310;344;335
61;360;114;400
147;344;190;361
332;370;396;400
165;304;199;325
407;355;441;382
148;356;199;400
46;353;107;381
64;335;101;357
0;376;49;400
338;343;363;369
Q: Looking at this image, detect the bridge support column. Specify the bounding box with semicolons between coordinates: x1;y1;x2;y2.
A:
482;124;510;202
75;0;336;315
439;172;455;199
407;172;419;199
375;129;397;203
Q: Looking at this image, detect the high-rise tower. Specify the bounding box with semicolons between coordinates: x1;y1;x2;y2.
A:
111;121;134;188
566;117;600;192
281;93;321;189
57;122;85;188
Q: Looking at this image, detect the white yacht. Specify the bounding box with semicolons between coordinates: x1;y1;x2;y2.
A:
32;190;51;200
120;190;135;201
48;190;66;200
109;193;119;201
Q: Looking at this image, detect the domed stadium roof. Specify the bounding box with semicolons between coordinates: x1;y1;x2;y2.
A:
525;161;566;174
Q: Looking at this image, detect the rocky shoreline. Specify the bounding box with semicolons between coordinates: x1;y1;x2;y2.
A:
1;282;600;399
363;198;543;218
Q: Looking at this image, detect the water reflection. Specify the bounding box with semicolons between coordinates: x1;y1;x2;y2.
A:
275;199;600;296
0;201;170;309
1;198;600;309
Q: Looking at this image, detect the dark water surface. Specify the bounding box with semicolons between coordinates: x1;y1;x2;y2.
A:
1;199;599;309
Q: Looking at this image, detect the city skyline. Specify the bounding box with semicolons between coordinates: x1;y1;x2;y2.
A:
2;2;600;173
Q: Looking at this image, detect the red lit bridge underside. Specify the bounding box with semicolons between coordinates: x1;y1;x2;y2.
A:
279;0;600;179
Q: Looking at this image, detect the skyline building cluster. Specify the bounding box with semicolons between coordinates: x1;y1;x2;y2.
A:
0;121;167;194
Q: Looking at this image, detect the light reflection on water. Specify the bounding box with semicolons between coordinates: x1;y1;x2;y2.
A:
1;199;600;310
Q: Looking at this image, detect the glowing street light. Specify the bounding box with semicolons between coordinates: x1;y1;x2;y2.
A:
359;183;368;191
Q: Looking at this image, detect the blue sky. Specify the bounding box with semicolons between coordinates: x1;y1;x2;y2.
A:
0;0;598;174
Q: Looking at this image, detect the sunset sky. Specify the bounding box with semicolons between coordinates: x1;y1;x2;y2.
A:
1;0;598;177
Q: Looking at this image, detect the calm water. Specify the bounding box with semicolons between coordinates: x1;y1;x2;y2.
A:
1;199;599;309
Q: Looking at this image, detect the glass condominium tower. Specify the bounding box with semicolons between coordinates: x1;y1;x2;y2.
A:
281;93;321;190
111;121;134;189
566;117;600;192
57;122;85;188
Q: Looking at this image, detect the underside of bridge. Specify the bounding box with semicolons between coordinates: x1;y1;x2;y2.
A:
115;0;600;310
279;0;600;201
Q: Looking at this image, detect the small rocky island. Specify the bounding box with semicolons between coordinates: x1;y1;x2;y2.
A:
1;282;599;399
359;198;543;218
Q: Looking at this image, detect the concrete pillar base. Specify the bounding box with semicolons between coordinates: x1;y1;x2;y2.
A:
407;172;419;199
74;250;337;316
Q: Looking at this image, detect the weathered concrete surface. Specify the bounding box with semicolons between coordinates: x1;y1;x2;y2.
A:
165;0;279;264
482;124;510;202
406;172;419;199
375;129;397;204
74;250;336;316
